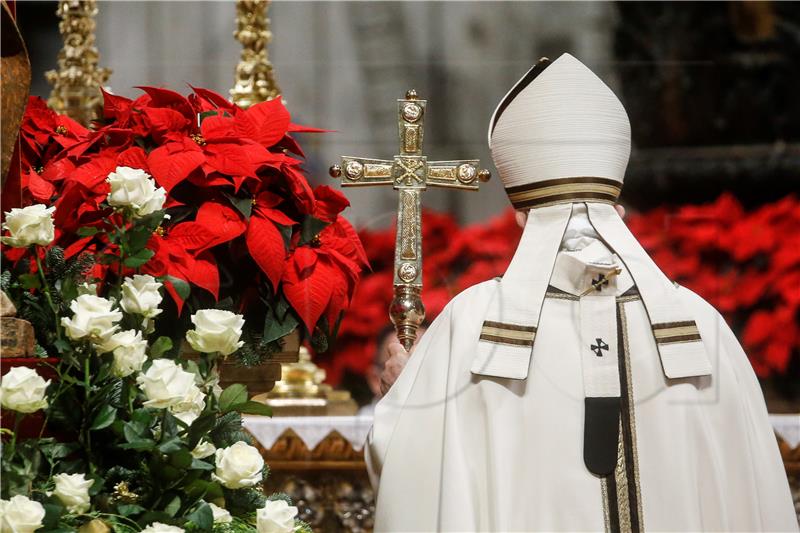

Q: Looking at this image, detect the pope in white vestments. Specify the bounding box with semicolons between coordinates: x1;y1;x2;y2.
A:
366;53;798;532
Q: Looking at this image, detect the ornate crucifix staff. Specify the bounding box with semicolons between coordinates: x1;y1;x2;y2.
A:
330;90;491;350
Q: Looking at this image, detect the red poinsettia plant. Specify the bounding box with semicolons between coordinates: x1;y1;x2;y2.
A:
4;87;368;361
321;194;798;385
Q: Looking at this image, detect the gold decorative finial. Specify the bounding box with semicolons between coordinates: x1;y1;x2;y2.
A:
405;89;418;100
329;164;342;178
45;0;111;126
231;0;281;108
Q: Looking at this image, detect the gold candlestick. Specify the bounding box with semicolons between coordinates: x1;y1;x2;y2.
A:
45;0;111;126
231;0;281;108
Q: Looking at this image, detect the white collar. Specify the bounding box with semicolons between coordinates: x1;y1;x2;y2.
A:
549;240;634;297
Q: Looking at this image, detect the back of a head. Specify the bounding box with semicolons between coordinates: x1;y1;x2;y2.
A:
489;53;632;209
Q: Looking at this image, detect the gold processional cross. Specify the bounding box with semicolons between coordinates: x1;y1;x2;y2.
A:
329;90;491;350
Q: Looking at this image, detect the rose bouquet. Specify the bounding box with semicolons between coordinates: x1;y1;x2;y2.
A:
0;205;306;532
0;87;368;531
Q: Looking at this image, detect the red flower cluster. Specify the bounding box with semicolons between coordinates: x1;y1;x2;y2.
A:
323;194;798;383
4;88;368;336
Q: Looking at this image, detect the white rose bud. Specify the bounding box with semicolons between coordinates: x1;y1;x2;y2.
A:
256;500;298;533
99;330;148;377
136;359;197;409
52;472;93;514
106;166;166;218
1;204;55;248
121;274;163;318
208;502;232;524
140;523;184;533
60;295;122;346
0;367;50;413
211;441;264;489
0;494;46;533
169;385;206;426
191;440;216;459
185;309;244;357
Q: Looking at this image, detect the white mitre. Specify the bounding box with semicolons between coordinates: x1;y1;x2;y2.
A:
473;53;712;382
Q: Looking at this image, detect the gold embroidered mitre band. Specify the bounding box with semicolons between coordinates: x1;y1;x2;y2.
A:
505;176;622;210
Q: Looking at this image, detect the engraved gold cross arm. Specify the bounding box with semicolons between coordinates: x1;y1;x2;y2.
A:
330;89;490;350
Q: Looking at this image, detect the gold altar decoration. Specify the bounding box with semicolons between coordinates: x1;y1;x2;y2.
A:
252;430;373;532
330;89;491;350
45;0;111;126
1;0;31;183
254;347;358;416
231;0;281;108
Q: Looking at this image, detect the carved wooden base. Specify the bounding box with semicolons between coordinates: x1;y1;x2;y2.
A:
0;317;35;357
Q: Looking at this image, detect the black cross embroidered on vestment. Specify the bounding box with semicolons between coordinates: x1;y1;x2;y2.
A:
591;338;609;357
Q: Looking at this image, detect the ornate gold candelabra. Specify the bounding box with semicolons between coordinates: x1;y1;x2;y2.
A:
45;0;110;125
231;0;281;108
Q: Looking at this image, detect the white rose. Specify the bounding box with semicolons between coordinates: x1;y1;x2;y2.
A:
99;330;148;377
185;309;245;356
106;166;166;218
191;440;216;459
1;204;55;247
77;282;97;296
0;367;50;413
140;523;184;533
211;441;264;489
208;502;232;524
52;472;93;514
61;295;122;345
169;385;205;426
121;274;163;318
256;500;298;533
0;495;45;533
136;359;197;409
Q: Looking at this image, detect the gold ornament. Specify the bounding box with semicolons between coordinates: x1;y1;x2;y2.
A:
45;0;111;126
330;91;491;350
231;0;281;108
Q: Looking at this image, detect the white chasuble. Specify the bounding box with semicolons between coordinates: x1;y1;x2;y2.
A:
366;53;797;532
367;253;797;532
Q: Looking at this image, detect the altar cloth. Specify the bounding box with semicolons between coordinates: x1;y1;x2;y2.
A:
243;415;374;451
244;413;798;454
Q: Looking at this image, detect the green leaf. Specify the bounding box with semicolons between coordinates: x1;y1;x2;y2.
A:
123;248;155;268
231;400;272;417
125;226;154;254
165;275;191;300
77;226;99;237
53;338;72;355
90;404;117;430
186;502;213;530
119;439;156;451
168;449;193;469
18;273;41;289
161;411;179;439
223;192;253;220
117;503;145;517
299;216;329;245
164;495;182;517
263;310;298;344
190;458;214;471
150;336;173;358
186;413;216;449
158;437;183;455
218;384;248;412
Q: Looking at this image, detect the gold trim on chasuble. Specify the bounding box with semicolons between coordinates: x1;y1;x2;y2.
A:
478;320;536;347
601;301;644;533
505;176;622;210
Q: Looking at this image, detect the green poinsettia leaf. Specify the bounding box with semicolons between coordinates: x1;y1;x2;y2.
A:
123;248;155;268
165;275;191;300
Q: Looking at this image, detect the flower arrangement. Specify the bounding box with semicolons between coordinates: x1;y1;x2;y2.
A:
7;90;368;361
0;88;368;531
319;194;799;385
